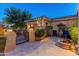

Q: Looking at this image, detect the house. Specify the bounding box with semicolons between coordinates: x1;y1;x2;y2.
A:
25;15;78;31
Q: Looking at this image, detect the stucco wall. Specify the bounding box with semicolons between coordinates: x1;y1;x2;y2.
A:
25;16;77;31
4;31;16;52
51;20;76;30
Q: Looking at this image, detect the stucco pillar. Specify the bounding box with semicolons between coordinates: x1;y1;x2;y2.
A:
4;31;16;52
26;22;35;42
28;28;35;42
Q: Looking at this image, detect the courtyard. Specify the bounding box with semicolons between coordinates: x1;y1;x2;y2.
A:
4;37;77;56
0;4;78;56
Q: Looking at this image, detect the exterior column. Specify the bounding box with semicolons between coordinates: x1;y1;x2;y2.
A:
28;28;35;42
27;23;35;42
4;31;16;52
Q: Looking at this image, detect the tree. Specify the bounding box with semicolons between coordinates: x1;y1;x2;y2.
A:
3;7;32;29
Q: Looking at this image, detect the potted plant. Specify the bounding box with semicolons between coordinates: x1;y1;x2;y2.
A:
69;25;78;52
60;25;78;52
35;29;46;41
60;39;72;50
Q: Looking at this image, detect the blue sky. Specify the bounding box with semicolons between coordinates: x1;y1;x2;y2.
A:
0;3;77;22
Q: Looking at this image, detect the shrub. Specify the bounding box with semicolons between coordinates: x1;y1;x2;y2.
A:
46;26;53;31
35;29;45;37
46;26;53;36
0;37;6;53
69;25;78;44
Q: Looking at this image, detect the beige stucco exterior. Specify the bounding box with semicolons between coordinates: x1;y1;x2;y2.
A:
26;22;36;42
4;31;16;52
52;19;77;30
28;29;35;42
25;15;77;30
25;15;77;43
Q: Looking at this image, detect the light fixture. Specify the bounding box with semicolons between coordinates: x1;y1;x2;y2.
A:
7;29;13;32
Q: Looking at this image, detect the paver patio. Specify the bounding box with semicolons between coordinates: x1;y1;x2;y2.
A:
4;37;77;56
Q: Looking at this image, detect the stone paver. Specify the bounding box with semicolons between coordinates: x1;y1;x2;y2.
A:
5;37;77;56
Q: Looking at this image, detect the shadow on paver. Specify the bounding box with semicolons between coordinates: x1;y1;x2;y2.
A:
49;37;64;47
5;41;41;56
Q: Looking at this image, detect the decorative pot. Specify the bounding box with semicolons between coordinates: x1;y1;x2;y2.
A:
35;34;46;41
35;37;41;41
60;41;76;53
60;41;72;50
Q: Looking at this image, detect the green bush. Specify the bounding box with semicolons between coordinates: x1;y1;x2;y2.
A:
0;37;6;53
35;29;45;37
69;25;78;44
46;26;53;36
46;26;53;31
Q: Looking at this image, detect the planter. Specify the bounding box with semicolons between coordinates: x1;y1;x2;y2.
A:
60;41;71;50
40;33;46;39
35;34;46;41
70;44;76;53
60;41;76;52
35;29;45;41
35;37;41;41
0;37;6;53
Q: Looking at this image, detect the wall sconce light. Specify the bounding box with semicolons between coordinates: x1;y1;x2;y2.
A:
30;24;34;28
7;29;13;32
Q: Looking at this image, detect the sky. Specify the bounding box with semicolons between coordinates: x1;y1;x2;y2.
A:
0;3;77;22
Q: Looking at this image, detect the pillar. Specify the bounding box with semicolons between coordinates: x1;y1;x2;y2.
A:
4;31;16;52
28;28;35;42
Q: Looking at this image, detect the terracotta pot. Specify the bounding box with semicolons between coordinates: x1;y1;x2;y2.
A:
60;42;72;50
35;37;41;41
71;44;76;53
60;41;77;53
35;34;46;41
40;33;46;39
